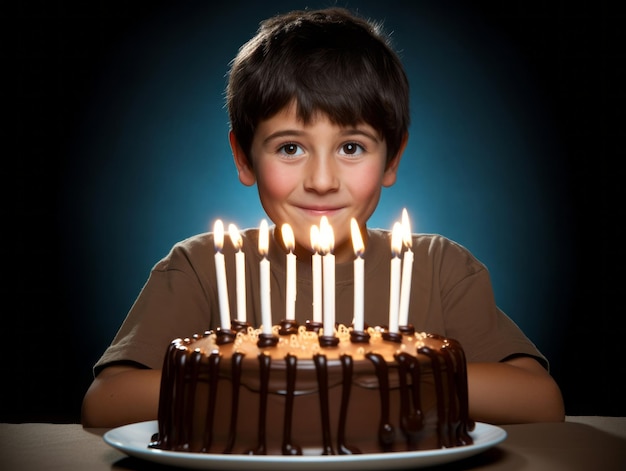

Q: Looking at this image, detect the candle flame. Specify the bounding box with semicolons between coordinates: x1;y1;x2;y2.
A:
391;221;403;257
350;218;364;257
281;223;295;253
319;216;334;254
258;219;269;257
310;225;320;253
213;219;224;251
228;223;243;251
401;208;412;249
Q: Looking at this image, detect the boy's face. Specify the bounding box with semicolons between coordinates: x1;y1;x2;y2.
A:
232;102;402;262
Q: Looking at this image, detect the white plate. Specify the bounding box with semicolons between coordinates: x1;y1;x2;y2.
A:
104;420;506;470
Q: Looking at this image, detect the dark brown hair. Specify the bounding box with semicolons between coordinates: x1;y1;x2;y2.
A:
226;7;410;165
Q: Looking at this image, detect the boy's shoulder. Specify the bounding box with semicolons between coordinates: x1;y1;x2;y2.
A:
167;227;262;258
367;228;482;265
367;228;455;247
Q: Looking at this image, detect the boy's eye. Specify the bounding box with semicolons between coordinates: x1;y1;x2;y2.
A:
279;143;303;156
339;142;364;156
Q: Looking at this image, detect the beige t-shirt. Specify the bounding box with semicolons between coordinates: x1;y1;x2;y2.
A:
94;228;546;374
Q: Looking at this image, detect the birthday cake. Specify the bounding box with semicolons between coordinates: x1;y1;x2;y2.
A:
149;322;475;455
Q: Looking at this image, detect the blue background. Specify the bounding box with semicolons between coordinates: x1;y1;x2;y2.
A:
9;0;622;421
66;0;570;365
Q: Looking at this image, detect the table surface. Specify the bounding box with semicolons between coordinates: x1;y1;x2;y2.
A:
1;416;625;470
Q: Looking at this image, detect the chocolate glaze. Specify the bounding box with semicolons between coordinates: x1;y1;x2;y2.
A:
305;320;323;333
382;331;402;343
278;319;299;335
150;328;475;455
318;335;340;347
215;327;236;345
349;330;370;343
231;320;251;333
399;324;415;335
257;332;278;348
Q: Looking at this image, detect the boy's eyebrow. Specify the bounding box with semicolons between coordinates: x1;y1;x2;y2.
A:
262;130;306;144
262;128;380;144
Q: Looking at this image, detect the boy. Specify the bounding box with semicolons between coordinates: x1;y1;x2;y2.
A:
82;7;564;428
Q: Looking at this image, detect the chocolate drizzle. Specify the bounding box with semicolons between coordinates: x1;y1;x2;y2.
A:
223;352;244;453
419;346;445;447
183;349;201;450
337;354;360;454
313;354;335;455
200;352;220;452
395;352;423;449
150;341;176;450
442;339;474;445
281;354;302;455
366;352;395;451
248;353;272;455
418;339;473;448
151;328;474;455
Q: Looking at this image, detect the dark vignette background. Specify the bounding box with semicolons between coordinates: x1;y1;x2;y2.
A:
6;0;624;422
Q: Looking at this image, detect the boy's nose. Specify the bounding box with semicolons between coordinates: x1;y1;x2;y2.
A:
303;156;339;193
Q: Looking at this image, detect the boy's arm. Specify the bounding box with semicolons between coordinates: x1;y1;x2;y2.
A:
81;365;161;428
467;356;565;424
82;356;565;429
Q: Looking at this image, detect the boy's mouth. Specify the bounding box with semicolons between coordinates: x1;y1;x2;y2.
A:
297;206;344;218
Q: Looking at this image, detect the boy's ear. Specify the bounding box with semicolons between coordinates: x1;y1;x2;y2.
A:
382;132;408;187
229;131;256;186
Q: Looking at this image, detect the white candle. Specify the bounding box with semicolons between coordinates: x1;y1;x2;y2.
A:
320;216;335;336
281;223;296;320
228;223;246;323
350;218;365;332
258;219;272;335
310;225;322;323
398;208;414;327
388;221;403;334
213;219;231;330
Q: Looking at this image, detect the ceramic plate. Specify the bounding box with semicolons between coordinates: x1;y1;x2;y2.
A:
104;420;506;470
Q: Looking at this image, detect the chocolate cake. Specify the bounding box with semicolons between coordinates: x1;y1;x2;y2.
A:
149;323;475;455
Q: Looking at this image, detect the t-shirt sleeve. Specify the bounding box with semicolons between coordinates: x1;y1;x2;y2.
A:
433;237;548;370
93;236;219;375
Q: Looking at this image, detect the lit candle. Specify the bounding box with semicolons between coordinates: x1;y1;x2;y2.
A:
213;219;231;330
319;216;335;337
282;223;296;321
388;221;403;334
310;225;322;323
398;208;414;327
228;223;246;323
351;218;365;332
258;219;272;335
